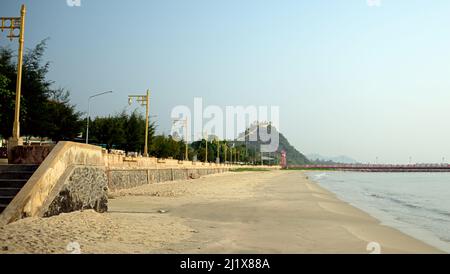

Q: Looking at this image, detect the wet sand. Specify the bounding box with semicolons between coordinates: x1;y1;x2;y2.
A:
0;170;442;254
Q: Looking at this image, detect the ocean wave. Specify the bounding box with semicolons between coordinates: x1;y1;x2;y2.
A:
432;209;450;218
368;193;450;219
369;193;421;209
317;173;450;251
313;173;328;179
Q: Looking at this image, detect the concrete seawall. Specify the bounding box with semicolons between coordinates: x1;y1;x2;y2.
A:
0;142;107;225
0;141;279;225
108;168;230;191
103;151;277;191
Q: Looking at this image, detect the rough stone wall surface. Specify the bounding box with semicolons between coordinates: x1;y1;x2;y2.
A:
108;168;229;191
108;170;147;191
44;166;108;217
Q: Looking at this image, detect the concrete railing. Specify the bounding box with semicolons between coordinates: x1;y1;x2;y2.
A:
104;153;278;170
0;142;107;225
104;153;279;191
0;141;280;225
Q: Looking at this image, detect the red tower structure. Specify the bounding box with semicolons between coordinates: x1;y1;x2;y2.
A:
280;150;287;169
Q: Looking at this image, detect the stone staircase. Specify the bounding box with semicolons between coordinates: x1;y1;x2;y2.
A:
0;165;39;214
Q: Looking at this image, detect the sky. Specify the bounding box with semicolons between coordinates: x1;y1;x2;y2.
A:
1;0;450;164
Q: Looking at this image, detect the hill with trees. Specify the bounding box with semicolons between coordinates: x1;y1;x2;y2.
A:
236;122;310;166
1;40;310;166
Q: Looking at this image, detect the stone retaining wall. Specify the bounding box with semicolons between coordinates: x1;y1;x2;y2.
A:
1;141;279;224
44;166;108;217
108;168;229;191
0;142;107;225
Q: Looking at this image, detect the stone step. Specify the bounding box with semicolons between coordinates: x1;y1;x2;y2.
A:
0;203;9;213
0;164;39;172
0;179;28;188
0;187;22;197
0;165;38;216
0;196;14;205
0;171;34;180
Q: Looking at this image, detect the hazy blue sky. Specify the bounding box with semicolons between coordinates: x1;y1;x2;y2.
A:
2;0;450;164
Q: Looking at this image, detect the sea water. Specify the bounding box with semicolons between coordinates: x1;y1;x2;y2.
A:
307;172;450;253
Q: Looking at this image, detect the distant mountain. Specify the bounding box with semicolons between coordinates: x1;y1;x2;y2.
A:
277;132;310;165
307;154;358;164
237;122;310;165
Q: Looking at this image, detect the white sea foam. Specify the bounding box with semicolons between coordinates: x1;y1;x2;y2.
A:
307;171;450;253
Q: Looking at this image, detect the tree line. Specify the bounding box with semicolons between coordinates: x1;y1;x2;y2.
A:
1;39;279;164
85;112;273;164
84;112;187;160
0;39;83;141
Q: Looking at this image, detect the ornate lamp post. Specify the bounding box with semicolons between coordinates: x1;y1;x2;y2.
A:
215;138;220;164
173;118;189;161
224;143;228;164
204;131;208;164
128;89;151;156
2;5;26;158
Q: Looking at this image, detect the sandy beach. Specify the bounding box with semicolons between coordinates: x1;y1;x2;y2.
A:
0;170;442;254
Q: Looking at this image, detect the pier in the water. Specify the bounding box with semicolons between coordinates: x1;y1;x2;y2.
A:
293;164;450;172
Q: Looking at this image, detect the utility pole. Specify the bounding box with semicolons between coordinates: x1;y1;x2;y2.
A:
204;131;208;164
173;118;189;161
216;138;220;164
224;143;228;164
183;119;188;161
230;146;233;164
2;5;26;160
86;91;113;144
128;89;151;156
231;147;233;164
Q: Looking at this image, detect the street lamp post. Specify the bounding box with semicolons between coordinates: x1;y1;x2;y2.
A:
216;138;220;164
128;89;151;156
230;146;233;164
204;131;208;164
224;143;228;164
2;5;26;160
173;118;188;161
232;146;235;164
86;91;113;144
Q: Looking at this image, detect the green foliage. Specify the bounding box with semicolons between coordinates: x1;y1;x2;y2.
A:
230;168;270;172
86;111;157;153
277;132;310;165
0;75;15;137
87;114;126;150
190;139;217;162
150;135;184;159
0;41;310;166
0;48;21;138
124;111;144;152
0;40;83;140
241;124;310;166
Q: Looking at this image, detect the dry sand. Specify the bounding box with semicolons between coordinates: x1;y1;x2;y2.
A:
0;170;443;254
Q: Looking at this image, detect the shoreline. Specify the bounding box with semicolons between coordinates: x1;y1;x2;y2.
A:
285;171;442;254
305;171;450;253
0;170;443;254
